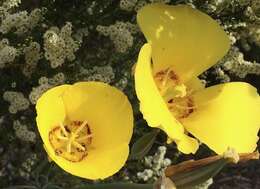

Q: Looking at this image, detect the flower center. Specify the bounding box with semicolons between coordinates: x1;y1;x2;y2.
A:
154;67;195;120
49;120;92;162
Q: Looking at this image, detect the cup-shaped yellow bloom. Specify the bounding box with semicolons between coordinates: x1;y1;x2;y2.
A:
135;3;260;155
36;82;133;179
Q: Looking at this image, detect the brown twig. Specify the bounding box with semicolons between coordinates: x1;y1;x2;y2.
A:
165;152;259;177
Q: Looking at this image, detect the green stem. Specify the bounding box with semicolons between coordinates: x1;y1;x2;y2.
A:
76;183;154;189
3;186;37;189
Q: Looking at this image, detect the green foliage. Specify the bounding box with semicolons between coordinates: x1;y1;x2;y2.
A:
130;129;159;160
172;159;228;189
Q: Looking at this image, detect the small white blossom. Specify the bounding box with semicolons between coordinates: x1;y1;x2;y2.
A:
96;21;138;53
222;47;260;78
44;22;80;68
119;0;137;11
2;0;21;10
13;120;36;143
0;8;44;35
3;91;30;114
137;169;154;181
0;45;17;68
137;146;172;181
78;65;115;84
23;42;42;77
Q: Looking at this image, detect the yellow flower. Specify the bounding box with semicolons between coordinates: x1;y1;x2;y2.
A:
135;3;260;155
36;82;133;179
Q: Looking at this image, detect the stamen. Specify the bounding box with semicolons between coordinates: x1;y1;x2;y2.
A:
162;68;171;87
72;141;86;151
59;122;68;137
155;67;196;119
75;120;88;136
54;130;68;140
49;120;92;162
57;135;69;141
67;137;73;153
77;134;93;142
173;104;196;110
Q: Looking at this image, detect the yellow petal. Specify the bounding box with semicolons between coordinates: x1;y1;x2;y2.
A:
135;43;199;154
37;82;133;179
45;141;129;179
137;3;230;82
62;82;133;149
182;82;260;154
36;84;70;148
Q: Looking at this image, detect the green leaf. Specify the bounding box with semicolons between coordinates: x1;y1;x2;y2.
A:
172;158;228;189
129;129;159;160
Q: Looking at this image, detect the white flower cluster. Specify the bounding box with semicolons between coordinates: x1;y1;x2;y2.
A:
214;67;231;83
134;0;148;12
119;0;170;12
1;0;21;10
3;91;30;114
119;0;137;11
0;38;17;68
222;47;260;78
115;76;128;90
137;169;153;181
227;31;237;45
44;22;80;68
0;8;44;35
204;0;249;14
13;120;36;143
247;24;260;47
23;42;42;77
245;6;260;22
137;146;171;181
22;153;37;172
224;22;247;45
96;21;139;53
19;153;37;179
79;65;115;83
29;72;65;104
